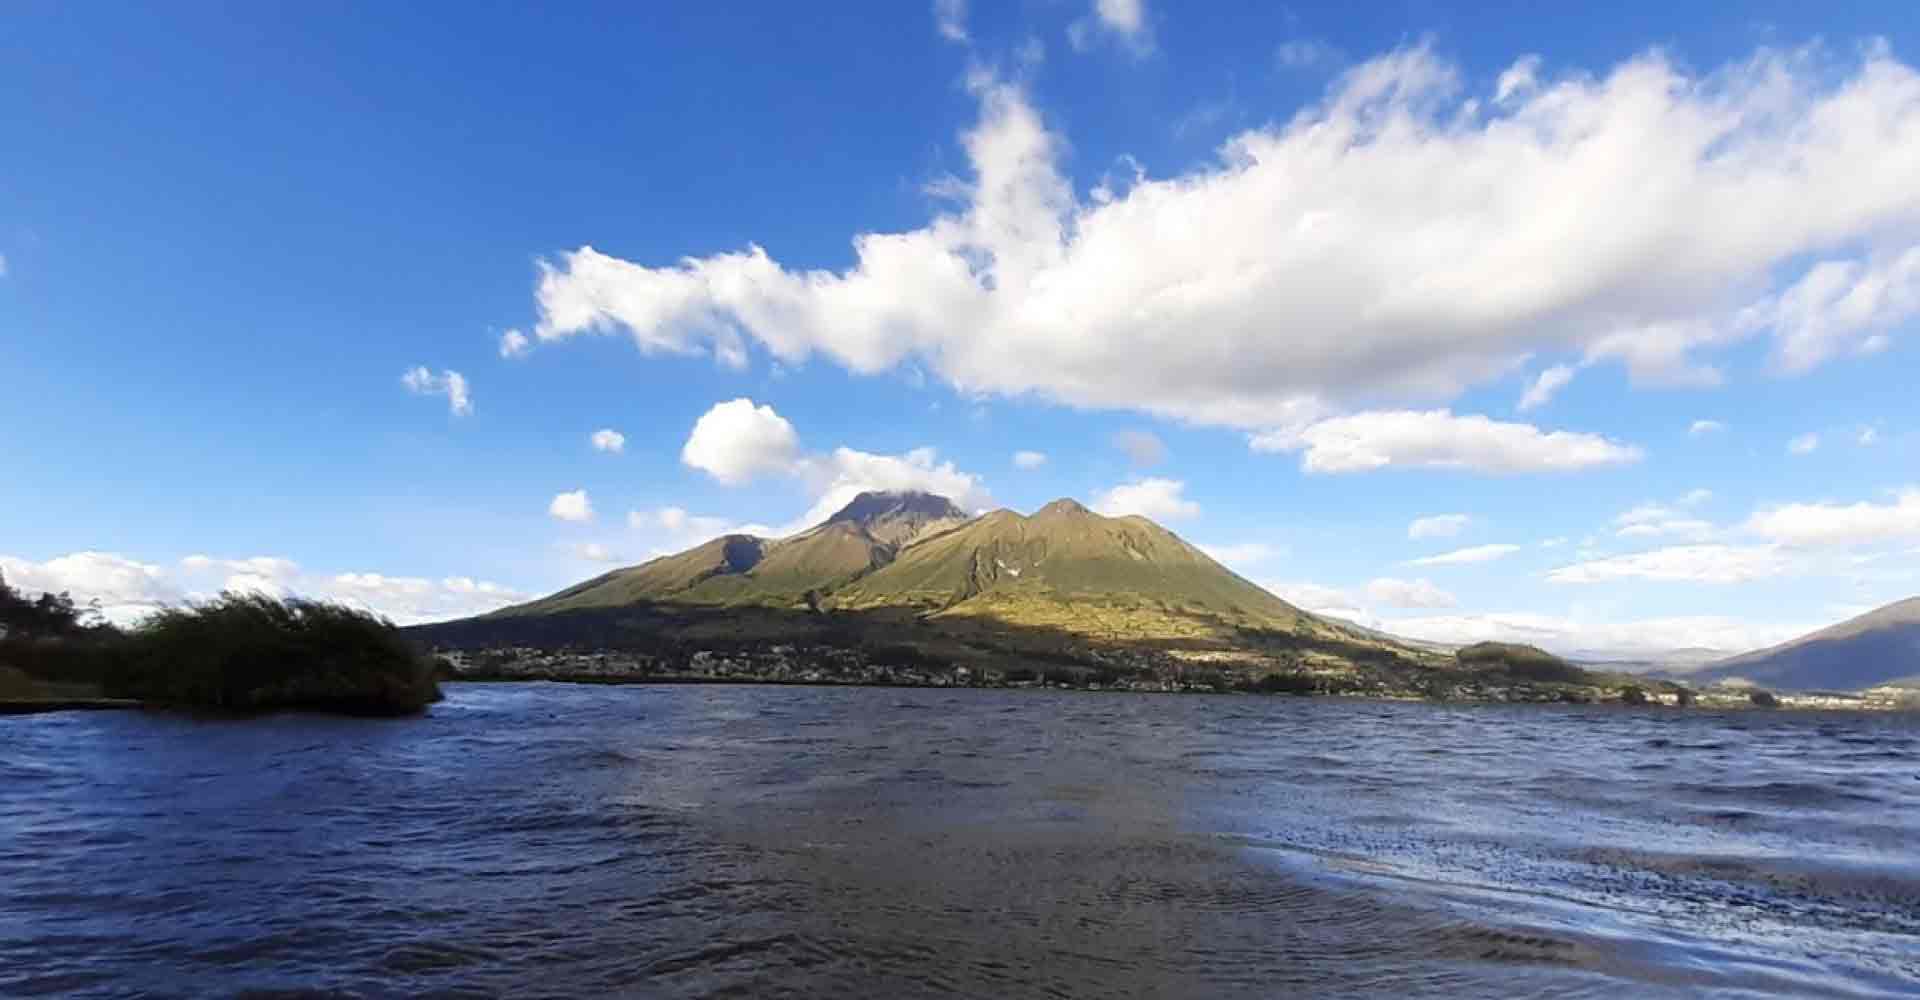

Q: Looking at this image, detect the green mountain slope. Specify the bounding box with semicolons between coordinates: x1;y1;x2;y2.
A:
831;499;1313;639
527;534;766;613
499;491;967;614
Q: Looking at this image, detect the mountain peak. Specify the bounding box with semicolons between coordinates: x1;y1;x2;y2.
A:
827;490;965;526
1035;498;1092;517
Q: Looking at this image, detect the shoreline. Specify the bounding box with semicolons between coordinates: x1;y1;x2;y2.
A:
443;672;1917;713
5;678;1908;716
0;698;145;716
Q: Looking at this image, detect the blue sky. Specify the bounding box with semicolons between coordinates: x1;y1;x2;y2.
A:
4;1;1918;658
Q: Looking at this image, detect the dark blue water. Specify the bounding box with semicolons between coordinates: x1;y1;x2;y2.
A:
3;684;1917;998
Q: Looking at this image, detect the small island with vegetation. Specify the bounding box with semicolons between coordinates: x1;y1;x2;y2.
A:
0;572;440;716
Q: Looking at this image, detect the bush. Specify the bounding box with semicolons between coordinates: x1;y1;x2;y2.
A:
1242;672;1318;695
108;594;440;715
1041;667;1081;686
1749;689;1780;708
1619;685;1650;706
1456;641;1591;685
0;570;92;639
0;633;122;686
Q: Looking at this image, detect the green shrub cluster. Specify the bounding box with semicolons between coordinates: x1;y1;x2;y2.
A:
1455;641;1592;685
108;594;442;715
2;571;440;715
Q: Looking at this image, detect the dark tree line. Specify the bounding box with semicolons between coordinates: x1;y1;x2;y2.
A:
0;570;105;639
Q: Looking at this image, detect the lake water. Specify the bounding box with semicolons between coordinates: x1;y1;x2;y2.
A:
3;683;1917;998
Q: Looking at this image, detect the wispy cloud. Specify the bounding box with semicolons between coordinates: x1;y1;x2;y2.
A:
1406;543;1521;566
401;367;472;417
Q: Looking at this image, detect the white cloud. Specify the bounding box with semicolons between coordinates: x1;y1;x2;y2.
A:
548;489;594;522
678;399;989;531
1689;419;1727;436
1112;429;1167;466
1408;513;1471;539
1197;542;1280;567
401;367;473;417
1069;0;1151;55
1858;426;1879;446
4;553;524;627
525;44;1920;434
1787;432;1820;455
1494;54;1543;104
1406;543;1521;566
223;573;288;599
0;552;176;622
629;506;776;544
1745;488;1920;547
180;555;300;579
1012;449;1049;469
1516;364;1575;412
792;446;992;530
933;0;967;43
1679;488;1713;507
1262;581;1365;620
590;428;626;453
1613;503;1717;541
1364;577;1457;609
681;398;802;485
324;572;526;625
1092;477;1198;520
1547;544;1788;584
1744;244;1920;372
499;329;530;359
1381;611;1804;662
1252;410;1641;474
1094;0;1145;35
1256;576;1806;659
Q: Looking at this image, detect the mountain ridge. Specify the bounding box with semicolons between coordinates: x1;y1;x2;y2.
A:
453;489;1436;678
498;490;1321;632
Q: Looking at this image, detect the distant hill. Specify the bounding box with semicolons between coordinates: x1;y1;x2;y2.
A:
1455;641;1593;685
1693;598;1920;692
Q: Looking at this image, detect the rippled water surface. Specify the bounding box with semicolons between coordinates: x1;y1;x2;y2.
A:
4;684;1918;997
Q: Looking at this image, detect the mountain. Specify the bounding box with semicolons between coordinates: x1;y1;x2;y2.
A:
1692;598;1920;691
436;490;1424;675
829;498;1317;638
515;491;968;615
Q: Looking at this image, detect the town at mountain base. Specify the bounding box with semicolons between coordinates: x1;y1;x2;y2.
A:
409;491;1920;710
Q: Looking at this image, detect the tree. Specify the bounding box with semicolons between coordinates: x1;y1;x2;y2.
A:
0;570;86;638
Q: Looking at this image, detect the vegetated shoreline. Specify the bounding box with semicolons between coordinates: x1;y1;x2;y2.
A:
2;580;443;718
438;659;1918;713
7;664;1909;715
